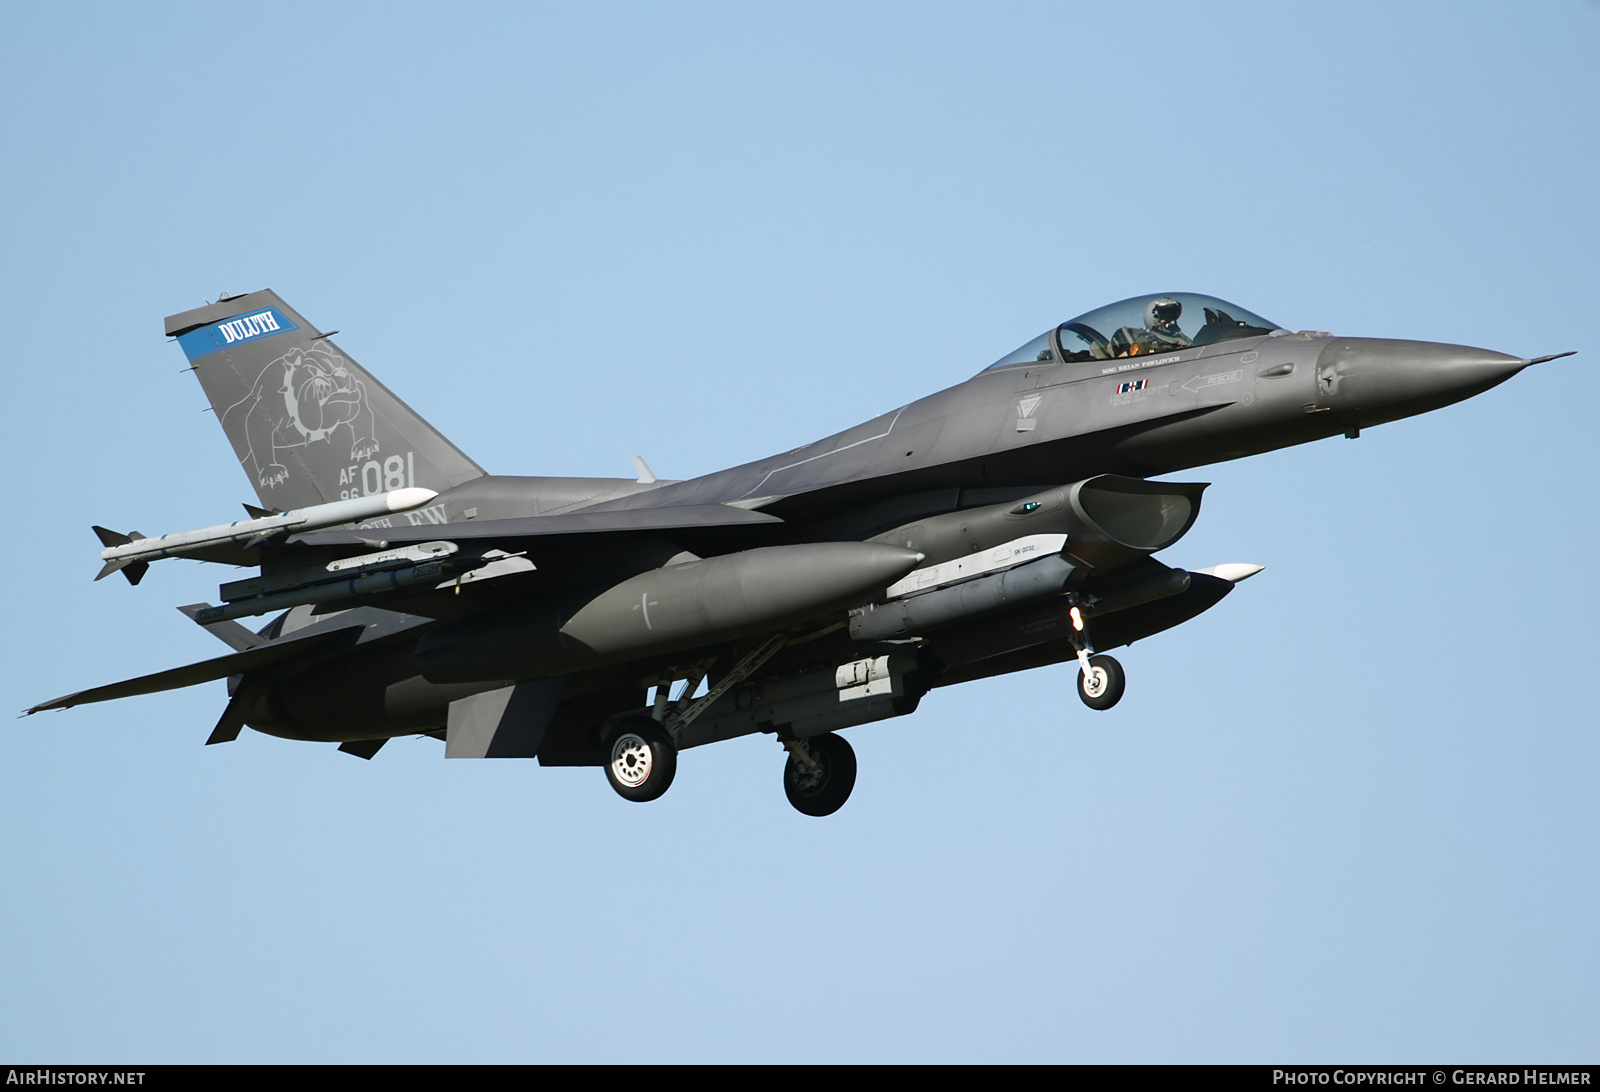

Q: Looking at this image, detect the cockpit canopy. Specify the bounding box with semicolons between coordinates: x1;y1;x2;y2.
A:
983;293;1282;373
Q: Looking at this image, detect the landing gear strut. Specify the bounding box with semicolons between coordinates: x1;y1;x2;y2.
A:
782;732;857;817
603;715;677;802
1067;598;1125;711
602;637;789;805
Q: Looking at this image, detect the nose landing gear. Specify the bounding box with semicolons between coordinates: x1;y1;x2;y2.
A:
1067;598;1125;711
1076;654;1125;710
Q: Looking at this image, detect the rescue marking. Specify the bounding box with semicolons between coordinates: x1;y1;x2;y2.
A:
1182;368;1245;393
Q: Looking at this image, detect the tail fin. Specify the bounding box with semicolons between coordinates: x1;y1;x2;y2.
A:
165;291;486;512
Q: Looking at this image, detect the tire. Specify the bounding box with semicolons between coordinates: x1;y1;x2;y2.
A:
1077;654;1126;711
783;732;858;817
603;716;677;802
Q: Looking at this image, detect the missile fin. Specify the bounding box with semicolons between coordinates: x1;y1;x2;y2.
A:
93;557;149;584
92;525;132;549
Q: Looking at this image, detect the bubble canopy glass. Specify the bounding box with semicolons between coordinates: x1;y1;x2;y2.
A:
983;293;1283;373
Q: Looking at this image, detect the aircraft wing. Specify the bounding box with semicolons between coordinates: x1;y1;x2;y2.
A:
291;502;785;549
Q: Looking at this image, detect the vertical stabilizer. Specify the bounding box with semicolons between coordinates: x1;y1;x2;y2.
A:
165;291;486;512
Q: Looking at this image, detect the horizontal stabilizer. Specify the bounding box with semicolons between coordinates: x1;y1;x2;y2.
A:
25;625;361;715
294;503;784;549
176;603;267;651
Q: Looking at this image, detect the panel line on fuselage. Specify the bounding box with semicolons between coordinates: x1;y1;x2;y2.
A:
739;408;907;499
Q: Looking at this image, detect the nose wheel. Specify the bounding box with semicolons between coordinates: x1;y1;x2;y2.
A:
782;732;857;817
1076;654;1125;711
603;716;678;802
1066;597;1125;711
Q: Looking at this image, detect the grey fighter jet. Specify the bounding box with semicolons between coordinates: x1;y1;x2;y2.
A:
26;290;1569;815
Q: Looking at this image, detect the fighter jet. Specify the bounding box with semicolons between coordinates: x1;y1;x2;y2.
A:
26;290;1569;815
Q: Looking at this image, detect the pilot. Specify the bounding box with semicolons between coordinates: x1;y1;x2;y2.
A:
1143;297;1192;350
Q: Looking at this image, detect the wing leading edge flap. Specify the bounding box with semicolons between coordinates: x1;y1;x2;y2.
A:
291;503;784;549
25;625;363;715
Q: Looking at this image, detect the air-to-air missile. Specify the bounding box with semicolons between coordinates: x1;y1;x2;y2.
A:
94;488;439;577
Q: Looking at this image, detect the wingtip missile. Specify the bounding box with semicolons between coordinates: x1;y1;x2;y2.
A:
97;488;441;568
378;487;440;513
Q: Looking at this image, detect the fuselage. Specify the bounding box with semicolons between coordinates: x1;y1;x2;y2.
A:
402;330;1529;538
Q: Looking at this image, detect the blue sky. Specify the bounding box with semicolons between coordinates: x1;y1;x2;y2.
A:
2;0;1596;1062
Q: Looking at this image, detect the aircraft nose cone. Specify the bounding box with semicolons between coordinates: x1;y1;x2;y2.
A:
1314;338;1528;415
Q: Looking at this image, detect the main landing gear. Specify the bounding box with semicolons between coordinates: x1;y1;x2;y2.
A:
602;638;787;805
603;715;677;802
599;718;861;816
598;643;862;815
781;732;857;817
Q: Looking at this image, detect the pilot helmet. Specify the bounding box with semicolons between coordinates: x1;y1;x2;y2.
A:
1145;297;1183;330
